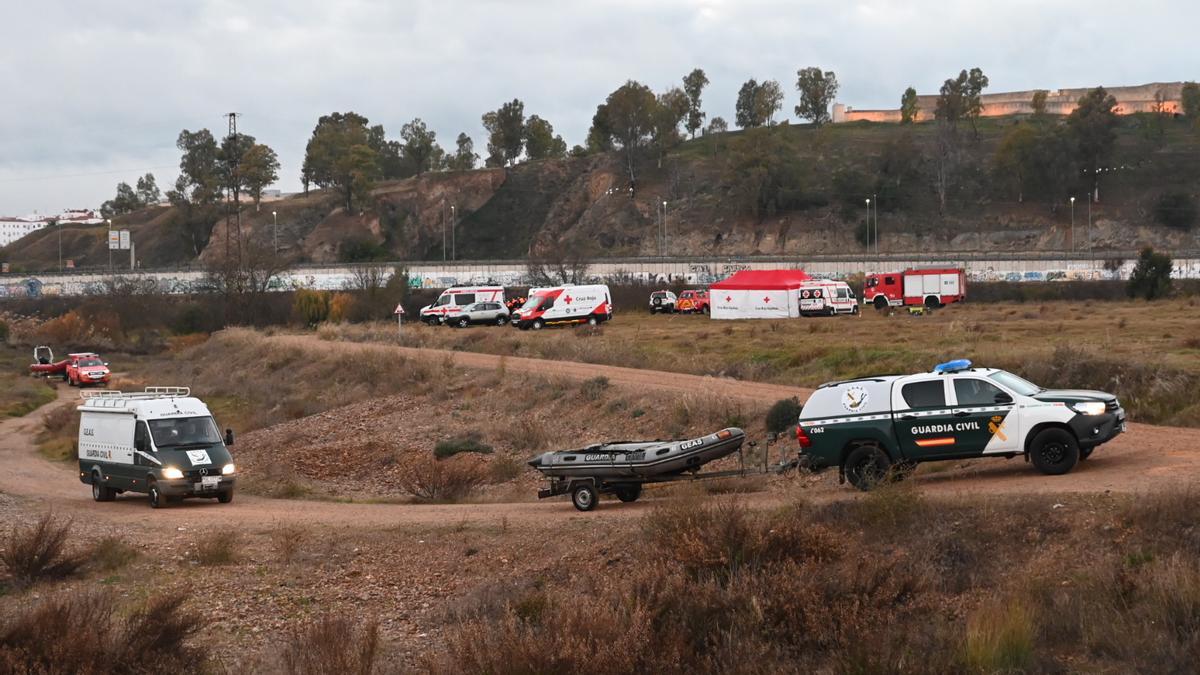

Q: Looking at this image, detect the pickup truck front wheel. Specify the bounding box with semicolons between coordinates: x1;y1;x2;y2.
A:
1029;428;1079;475
844;445;893;491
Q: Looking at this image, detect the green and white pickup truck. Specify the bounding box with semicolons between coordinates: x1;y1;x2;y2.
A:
795;360;1126;490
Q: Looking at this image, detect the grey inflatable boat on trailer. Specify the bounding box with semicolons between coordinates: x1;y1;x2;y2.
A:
527;428;747;511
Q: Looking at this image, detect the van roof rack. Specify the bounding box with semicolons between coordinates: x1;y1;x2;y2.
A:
80;386;191;401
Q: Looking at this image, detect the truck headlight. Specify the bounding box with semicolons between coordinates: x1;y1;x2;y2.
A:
1069;401;1107;416
222;463;236;475
163;467;184;480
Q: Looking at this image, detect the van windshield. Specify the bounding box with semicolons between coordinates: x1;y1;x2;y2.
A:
149;417;221;448
521;294;553;311
432;295;451;307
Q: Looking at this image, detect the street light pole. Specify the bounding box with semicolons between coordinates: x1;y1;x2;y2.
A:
442;204;446;262
56;220;61;272
872;192;878;260
1069;197;1075;253
661;201;668;257
451;205;456;261
1088;196;1093;271
106;219;112;273
272;210;278;254
864;198;871;268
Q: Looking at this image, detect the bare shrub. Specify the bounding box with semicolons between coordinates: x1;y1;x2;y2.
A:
90;536;139;572
0;590;204;673
488;455;524;483
281;615;379;675
193;531;240;566
578;376;610;401
271;523;310;564
1;513;87;588
500;418;551;453
398;459;485;503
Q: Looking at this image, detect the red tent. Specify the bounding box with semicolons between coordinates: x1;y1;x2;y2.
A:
710;269;810;319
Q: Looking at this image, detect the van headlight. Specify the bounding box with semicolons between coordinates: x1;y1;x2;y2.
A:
1069;401;1107;416
222;463;236;475
163;467;184;480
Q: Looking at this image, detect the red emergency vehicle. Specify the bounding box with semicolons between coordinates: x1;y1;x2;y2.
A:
863;268;967;310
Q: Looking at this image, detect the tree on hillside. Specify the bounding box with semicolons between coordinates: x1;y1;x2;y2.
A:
723;132;811;220
963;68;989;135
682;68;709;138
241;144;280;209
135;173;161;205
217;131;257;203
935;68;987;130
166;129;222;255
1067;87;1119;201
992;123;1074;203
876;133;924;210
1127;247;1173;300
591;81;658;192
400;118;442;175
736;79;783;128
523;115;567;160
900;87;919;124
1183;82;1200;126
1031;90;1049;116
707;116;728;134
100;182;141;219
303;112;380;213
794;67;839;126
367;125;407;180
651;87;689;164
586;105;615;153
448;133;478;171
482;99;526;166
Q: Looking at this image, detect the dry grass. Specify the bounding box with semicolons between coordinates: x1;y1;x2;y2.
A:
1;513;87;588
36;401;78;462
280;615;379;675
963;596;1035;672
192;531;240;566
271;523;310;564
0;590;205;673
0;376;55;418
89;536;139;572
397;459;486;503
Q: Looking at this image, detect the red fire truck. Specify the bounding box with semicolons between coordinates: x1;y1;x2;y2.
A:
863;268;967;310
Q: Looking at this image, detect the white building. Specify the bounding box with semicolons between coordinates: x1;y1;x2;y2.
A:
0;209;105;248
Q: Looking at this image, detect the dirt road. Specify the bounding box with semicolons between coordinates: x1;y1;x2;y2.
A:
2;339;1199;531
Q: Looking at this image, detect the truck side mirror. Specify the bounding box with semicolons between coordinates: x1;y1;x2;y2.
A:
995;392;1013;404
224;429;235;446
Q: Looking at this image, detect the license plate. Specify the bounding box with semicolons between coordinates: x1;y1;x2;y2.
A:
194;476;220;491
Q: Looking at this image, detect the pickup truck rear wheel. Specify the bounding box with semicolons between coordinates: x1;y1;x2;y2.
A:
1030;428;1079;475
844;445;893;491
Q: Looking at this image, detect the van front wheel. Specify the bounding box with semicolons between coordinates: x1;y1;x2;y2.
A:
148;480;165;509
217;490;234;504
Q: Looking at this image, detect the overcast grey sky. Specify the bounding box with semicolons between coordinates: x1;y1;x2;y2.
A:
1;0;1196;215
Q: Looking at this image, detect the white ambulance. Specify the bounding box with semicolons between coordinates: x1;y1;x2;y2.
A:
511;284;613;330
77;387;236;508
799;280;859;316
419;285;506;325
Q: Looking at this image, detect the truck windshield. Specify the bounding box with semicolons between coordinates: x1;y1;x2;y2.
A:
988;370;1042;396
522;294;553;311
149;417;221;448
866;278;877;287
77;358;103;367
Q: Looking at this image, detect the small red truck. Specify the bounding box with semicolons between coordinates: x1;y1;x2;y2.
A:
64;353;111;387
863;268;967;310
675;289;710;314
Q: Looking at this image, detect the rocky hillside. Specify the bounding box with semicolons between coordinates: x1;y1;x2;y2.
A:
4;115;1199;271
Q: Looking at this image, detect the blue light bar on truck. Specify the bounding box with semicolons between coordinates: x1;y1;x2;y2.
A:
933;359;972;374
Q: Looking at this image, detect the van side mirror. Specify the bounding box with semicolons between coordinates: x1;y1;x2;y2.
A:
224;429;235;446
135;437;146;452
995;392;1013;404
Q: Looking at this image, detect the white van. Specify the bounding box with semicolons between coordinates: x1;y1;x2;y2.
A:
799;280;859;316
77;387;236;508
511;284;613;330
419;285;505;325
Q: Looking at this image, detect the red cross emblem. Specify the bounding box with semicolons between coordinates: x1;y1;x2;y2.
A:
563;295;573;304
725;295;732;302
763;296;771;303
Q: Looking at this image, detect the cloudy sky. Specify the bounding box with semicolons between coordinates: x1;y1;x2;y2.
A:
2;0;1196;216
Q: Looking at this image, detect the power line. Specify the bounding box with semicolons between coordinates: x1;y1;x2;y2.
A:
0;165;178;184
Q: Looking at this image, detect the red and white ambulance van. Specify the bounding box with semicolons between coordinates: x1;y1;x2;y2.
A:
511;284;613;330
420;286;506;325
798;280;859;316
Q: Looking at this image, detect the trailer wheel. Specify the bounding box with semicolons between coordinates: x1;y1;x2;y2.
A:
147;480;165;509
91;470;115;502
844;445;892;491
1029;428;1079;476
571;483;598;511
614;484;642;503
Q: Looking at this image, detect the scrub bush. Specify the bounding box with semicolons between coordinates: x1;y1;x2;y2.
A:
0;513;87;588
192;531;240;566
578;376;610;401
398;459;486;503
293;289;331;327
434;433;494;459
281;615;379;675
0;590;205;673
90;536;139;572
1127;247;1174;300
765;396;803;433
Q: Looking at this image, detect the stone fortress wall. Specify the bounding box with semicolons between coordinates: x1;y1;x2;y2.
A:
832;82;1184;123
